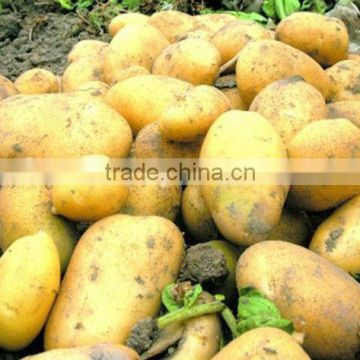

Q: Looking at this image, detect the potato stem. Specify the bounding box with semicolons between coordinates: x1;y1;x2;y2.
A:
221;307;240;339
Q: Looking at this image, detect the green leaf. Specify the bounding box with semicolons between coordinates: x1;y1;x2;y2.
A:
314;0;328;13
200;9;267;24
56;0;75;10
162;283;182;313
283;0;301;16
262;0;276;18
301;0;328;13
183;283;203;309
237;316;294;334
123;0;141;10
215;294;226;302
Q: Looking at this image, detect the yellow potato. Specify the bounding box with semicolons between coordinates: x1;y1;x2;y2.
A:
74;81;109;99
112;65;150;84
67;40;108;63
159;85;231;142
108;12;149;37
152;39;221;86
0;93;132;158
15;68;58;95
327;60;360;102
44;215;184;349
215;75;247;110
200;110;288;246
348;52;360;61
178;28;213;42
310;195;360;275
236;241;360;360
249;76;327;147
212;327;310;360
288;119;360;211
194;13;238;34
0;186;78;273
275;12;349;67
105;75;192;134
236;39;331;106
0;74;17;101
103;23;169;84
327;100;360;128
0;232;60;351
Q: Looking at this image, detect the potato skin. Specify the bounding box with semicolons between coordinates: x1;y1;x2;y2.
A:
215;75;247;110
152;39;221;86
236;241;360;360
310;195;360;275
275;12;349;67
14;68;58;95
108;12;149;37
194;13;238;34
212;327;310;360
200;110;288;246
288;119;360;211
0;74;17;101
0;232;60;351
105;75;192;134
74;80;109;99
67;40;108;63
44;215;184;349
327;101;360;128
236;39;331;106
0;93;132;158
327;60;360;102
112;65;150;84
249;76;327;147
348;52;360;62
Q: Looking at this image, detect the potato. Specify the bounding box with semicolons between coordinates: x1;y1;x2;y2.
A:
0;232;60;351
275;12;349;67
236;241;360;360
112;65;150;84
62;57;104;92
103;24;169;84
44;215;184;349
236;39;331;106
212;327;310;360
288;119;360;211
134;122;203;159
0;93;132;158
310;195;360;276
211;20;271;65
178;28;213;42
148;11;195;43
0;186;78;273
0;74;17;101
67;40;108;63
327;60;360;102
159;85;231;142
14;68;58;95
181;185;217;242
348;52;360;62
21;344;139;360
74;81;109;99
121;184;181;222
200;110;288;246
327;100;360;128
194;13;238;34
152;39;221;86
249;76;327;147
105;75;192;134
215;75;247;110
109;12;149;37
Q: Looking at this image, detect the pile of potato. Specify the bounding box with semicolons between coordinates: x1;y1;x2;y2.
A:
0;9;359;360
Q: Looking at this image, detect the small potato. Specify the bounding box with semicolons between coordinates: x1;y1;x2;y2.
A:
236;241;360;360
215;75;247;110
105;75;192;134
134;122;202;159
288;119;360;212
212;327;310;360
152;39;221;86
249;76;327;147
0;74;17;101
103;24;169;84
211;20;271;65
121;184;182;222
15;68;58;95
310;195;360;276
148;11;195;43
108;12;149;37
275;12;349;67
182;185;217;242
67;40;108;63
327;60;360;102
0;232;60;351
236;40;331;106
327;101;360;128
44;215;184;349
194;13;238;34
112;65;150;84
74;81;109;99
159;85;231;142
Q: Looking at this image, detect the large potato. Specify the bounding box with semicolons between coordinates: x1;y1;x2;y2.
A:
74;80;109;100
14;68;58;95
275;12;349;67
108;12;149;37
212;327;310;360
194;13;238;34
236;39;331;106
215;75;247;110
211;20;271;65
112;65;150;84
288;119;360;211
0;74;17;101
105;75;192;134
310;195;360;276
200;110;288;246
0;232;60;351
67;40;108;63
103;23;169;84
236;241;360;360
327;60;360;102
44;215;184;349
327;100;360;128
249;76;327;147
0;93;132;158
152;39;221;86
159;85;231;142
0;186;78;273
